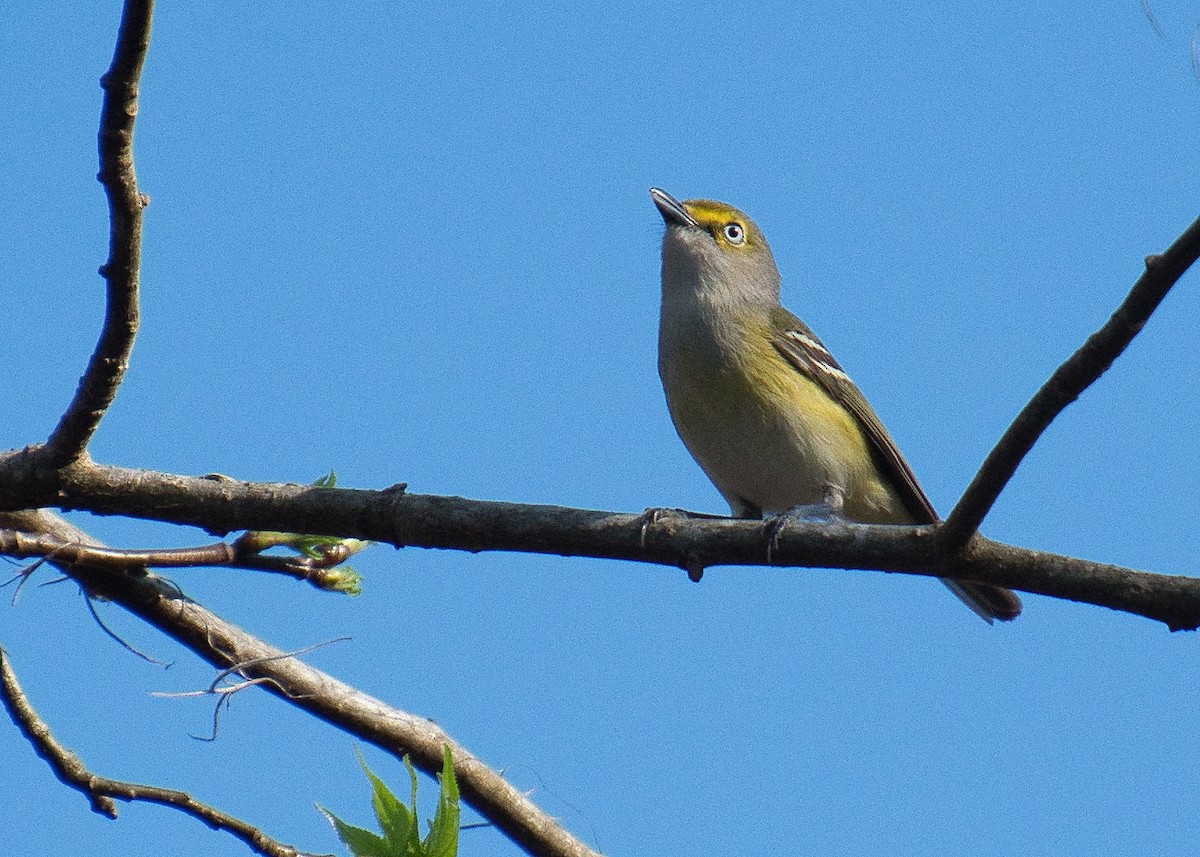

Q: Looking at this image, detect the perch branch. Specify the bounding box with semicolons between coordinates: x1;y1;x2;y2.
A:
1;460;1199;628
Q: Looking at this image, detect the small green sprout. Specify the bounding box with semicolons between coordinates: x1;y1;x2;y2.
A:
319;747;460;857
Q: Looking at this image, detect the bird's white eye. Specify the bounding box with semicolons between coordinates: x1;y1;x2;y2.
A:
723;222;745;244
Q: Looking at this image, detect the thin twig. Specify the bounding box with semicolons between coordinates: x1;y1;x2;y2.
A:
204;638;352;694
1141;0;1166;39
3;556;47;604
0;528;353;590
151;640;349;741
199;679;271;743
0;648;325;857
1192;23;1200;83
153;677;275;742
43;0;154;466
83;592;171;665
0;530;234;569
940;213;1200;548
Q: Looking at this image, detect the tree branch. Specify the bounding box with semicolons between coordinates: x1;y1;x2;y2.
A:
2;458;1199;628
0;528;361;592
0;646;322;857
940;213;1200;547
18;5;1195;857
43;0;153;466
0;509;604;857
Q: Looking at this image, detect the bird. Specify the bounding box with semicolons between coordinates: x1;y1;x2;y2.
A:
651;187;1021;622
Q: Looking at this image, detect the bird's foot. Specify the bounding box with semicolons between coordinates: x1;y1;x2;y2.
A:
639;507;687;548
764;502;847;564
639;507;725;545
639;507;720;582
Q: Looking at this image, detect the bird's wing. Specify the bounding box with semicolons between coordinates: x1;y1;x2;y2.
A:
770;310;1022;622
769;307;938;524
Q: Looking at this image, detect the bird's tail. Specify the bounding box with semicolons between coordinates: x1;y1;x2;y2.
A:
941;578;1022;624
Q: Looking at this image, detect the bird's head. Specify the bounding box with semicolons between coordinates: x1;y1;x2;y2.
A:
650;187;781;308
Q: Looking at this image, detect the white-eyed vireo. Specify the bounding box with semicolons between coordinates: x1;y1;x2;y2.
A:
651;187;1020;622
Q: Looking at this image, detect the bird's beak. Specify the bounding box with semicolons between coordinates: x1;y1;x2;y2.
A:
650;187;699;229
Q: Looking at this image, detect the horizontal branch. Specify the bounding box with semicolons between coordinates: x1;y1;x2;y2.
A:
0;528;361;591
1;454;1198;629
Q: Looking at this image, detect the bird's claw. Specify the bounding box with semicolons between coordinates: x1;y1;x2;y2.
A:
640;507;710;582
639;507;690;548
764;502;845;564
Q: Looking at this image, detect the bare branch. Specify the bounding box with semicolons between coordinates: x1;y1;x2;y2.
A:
0;647;323;857
940;213;1200;548
3;460;1200;627
0;509;604;857
44;0;154;466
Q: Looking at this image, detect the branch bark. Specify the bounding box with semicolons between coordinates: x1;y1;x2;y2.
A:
2;458;1199;629
941;216;1200;547
44;0;152;466
0;528;361;591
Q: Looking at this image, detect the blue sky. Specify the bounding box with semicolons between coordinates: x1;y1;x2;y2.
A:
4;3;1200;855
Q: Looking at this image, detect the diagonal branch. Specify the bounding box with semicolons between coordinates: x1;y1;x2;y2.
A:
43;0;154;466
0;509;603;857
940;213;1200;548
0;646;322;857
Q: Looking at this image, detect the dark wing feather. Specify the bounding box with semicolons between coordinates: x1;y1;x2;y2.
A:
769;307;937;524
768;307;1022;622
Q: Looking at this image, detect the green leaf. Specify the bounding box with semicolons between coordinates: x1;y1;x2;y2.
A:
324;748;461;857
316;566;364;595
358;751;414;853
317;806;392;857
423;746;461;857
402;755;425;856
